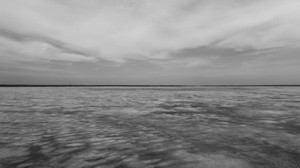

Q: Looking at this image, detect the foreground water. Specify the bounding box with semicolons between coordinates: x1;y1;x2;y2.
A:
0;87;299;168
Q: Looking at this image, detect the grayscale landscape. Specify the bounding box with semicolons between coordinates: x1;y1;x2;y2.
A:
1;0;300;167
0;86;299;168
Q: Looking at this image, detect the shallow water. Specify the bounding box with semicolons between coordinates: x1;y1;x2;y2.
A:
0;87;299;168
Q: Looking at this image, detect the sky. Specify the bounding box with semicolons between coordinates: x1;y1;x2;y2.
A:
1;0;300;85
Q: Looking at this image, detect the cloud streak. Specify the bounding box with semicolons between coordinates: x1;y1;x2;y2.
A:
1;0;300;62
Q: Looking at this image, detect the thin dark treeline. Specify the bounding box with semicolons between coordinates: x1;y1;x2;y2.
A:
0;85;299;87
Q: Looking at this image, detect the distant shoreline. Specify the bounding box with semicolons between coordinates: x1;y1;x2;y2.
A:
0;85;300;87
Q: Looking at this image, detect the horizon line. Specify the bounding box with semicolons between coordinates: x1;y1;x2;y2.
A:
0;84;300;87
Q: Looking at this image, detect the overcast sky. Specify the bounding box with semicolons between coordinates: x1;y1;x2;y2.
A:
1;0;300;85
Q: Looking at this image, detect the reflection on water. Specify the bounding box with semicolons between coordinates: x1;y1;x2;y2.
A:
0;87;300;168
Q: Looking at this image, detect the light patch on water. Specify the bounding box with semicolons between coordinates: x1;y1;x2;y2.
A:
258;120;280;124
173;150;252;168
0;147;28;159
259;110;286;115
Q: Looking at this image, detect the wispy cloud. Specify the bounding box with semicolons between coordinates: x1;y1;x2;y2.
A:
1;0;300;62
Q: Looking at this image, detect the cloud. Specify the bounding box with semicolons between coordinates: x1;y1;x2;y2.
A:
1;0;300;85
1;0;300;64
0;31;95;63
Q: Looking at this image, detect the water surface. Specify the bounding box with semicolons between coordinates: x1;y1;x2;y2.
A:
0;87;299;168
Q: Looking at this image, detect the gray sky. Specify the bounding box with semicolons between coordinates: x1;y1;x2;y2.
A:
1;0;300;85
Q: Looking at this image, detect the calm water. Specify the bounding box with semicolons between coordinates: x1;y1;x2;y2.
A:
0;87;300;168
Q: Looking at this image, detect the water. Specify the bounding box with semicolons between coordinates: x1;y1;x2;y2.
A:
0;87;299;168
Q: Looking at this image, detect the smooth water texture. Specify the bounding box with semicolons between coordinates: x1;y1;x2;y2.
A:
0;87;300;168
